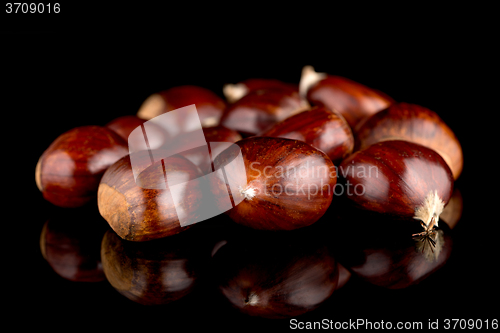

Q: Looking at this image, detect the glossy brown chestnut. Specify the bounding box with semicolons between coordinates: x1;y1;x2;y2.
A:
211;137;337;230
97;151;203;241
299;66;394;128
101;229;212;305
219;87;310;136
136;85;226;128
105;114;167;149
355;102;464;179
260;106;354;163
35;125;129;208
339;140;454;237
223;78;299;103
212;229;338;319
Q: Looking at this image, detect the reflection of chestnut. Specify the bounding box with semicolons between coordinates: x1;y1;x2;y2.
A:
339;140;454;238
137;85;226;128
355;102;463;179
331;210;453;289
299;66;394;128
211;137;337;230
212;229;338;318
98;151;203;241
101;228;212;305
220;87;309;137
35;125;129;208
260;106;354;163
223;78;298;103
40;207;108;282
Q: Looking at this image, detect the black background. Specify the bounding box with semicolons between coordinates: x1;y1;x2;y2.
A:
3;4;496;332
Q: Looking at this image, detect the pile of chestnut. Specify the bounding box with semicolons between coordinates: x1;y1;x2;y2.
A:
36;65;463;318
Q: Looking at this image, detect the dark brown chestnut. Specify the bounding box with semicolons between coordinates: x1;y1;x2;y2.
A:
355;102;464;179
97;150;203;241
210;137;337;230
105;114;167;149
35;125;129;208
338;140;454;240
260;106;354;163
211;229;338;319
219;87;310;137
136;85;226;128
40;207;108;282
101;228;212;305
172;125;243;175
299;66;394;128
223;78;298;103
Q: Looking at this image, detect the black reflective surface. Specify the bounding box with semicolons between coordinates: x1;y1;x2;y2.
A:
9;31;496;331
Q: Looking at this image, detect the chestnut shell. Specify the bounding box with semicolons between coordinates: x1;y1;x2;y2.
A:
260;106;354;163
306;75;394;128
338;140;453;218
212;137;337;230
97;151;202;241
137;85;226;128
220;88;309;136
35;125;129;208
355;102;463;179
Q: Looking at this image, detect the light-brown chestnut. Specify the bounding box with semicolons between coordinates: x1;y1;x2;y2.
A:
299;66;394;128
219;87;310;137
355;102;464;179
210;137;337;230
137;85;226;128
35;125;129;208
260;106;354;163
223;78;298;103
105;114;167;149
97;150;203;241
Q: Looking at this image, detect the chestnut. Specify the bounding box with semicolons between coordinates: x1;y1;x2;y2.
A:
260;106;354;163
338;140;454;240
35;125;129;208
223;78;298;103
354;102;464;179
40;207;108;282
173;125;243;175
219;87;310;137
101;228;212;305
97;150;203;241
136;85;226;128
440;187;463;230
105;114;167;149
211;136;337;230
211;229;338;319
299;66;394;128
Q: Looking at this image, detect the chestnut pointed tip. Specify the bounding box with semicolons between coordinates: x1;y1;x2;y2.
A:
413;190;445;228
223;83;248;103
299;65;327;98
